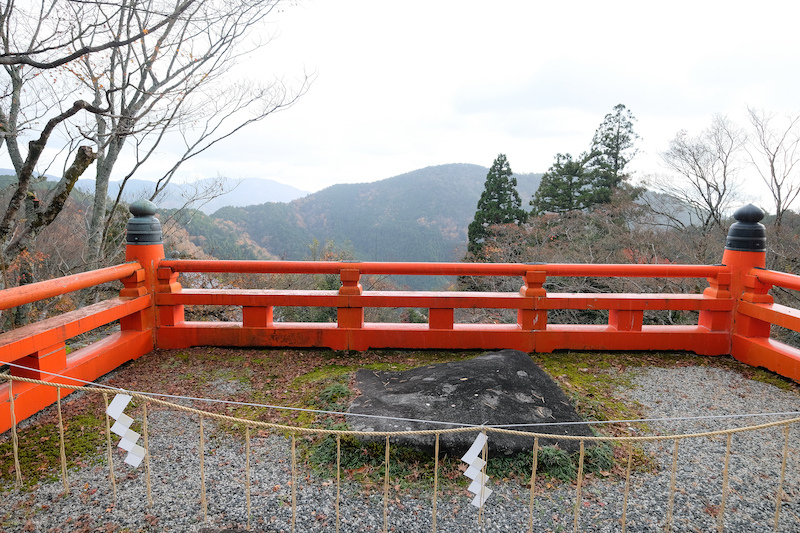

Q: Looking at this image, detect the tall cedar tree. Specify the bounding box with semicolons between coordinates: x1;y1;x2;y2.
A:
531;152;595;215
588;103;640;203
530;104;639;214
467;154;528;256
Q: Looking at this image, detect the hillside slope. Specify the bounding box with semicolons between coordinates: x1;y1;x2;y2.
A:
213;163;542;262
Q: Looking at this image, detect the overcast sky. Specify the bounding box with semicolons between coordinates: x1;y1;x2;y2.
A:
19;1;800;200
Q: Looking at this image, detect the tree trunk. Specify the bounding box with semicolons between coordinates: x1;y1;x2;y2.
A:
4;66;25;174
4;146;97;260
87;138;123;266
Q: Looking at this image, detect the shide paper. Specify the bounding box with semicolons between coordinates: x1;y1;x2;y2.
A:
461;432;492;508
105;394;147;468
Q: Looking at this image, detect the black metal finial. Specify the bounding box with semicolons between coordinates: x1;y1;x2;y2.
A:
725;204;766;252
126;199;162;245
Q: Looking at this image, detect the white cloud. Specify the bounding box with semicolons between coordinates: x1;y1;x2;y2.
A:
3;0;799;202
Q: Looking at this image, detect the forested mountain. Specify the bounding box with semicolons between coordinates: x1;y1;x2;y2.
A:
211;164;542;262
165;209;272;261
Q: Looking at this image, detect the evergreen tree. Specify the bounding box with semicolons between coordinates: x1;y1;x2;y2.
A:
467;154;528;256
587;103;640;203
530;153;595;215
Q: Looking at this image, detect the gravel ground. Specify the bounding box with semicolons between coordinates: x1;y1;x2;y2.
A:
1;365;799;532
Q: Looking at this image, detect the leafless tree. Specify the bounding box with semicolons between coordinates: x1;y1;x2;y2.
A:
746;107;800;227
0;1;113;269
646;115;745;233
0;0;310;273
68;0;311;264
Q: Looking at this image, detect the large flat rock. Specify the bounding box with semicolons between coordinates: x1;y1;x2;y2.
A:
348;349;593;455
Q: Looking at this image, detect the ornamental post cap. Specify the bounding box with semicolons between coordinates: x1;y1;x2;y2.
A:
129;199;157;217
732;203;765;224
126;199;162;245
725;204;766;252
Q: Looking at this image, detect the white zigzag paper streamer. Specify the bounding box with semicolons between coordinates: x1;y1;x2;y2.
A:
105;394;147;467
461;432;492;507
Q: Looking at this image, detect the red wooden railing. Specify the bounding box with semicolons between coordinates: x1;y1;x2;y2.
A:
0;202;799;432
154;260;731;354
0;263;154;430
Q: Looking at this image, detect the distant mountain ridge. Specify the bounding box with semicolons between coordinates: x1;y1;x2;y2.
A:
0;169;309;213
73;177;309;213
211;163;542;263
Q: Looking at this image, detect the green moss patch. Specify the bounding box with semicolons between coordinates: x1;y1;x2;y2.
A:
306;431;615;491
0;413;105;489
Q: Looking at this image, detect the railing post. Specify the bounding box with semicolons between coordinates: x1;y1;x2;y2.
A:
121;200;164;338
11;343;67;380
518;270;547;330
699;271;732;331
608;310;643;331
429;308;454;329
243;305;273;327
338;268;363;328
720;204;771;342
156;266;185;327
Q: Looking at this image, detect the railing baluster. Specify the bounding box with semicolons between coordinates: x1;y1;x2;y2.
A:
699;271;732;331
428;308;454;329
608;310;643;331
518;270;547;330
156;266;184;327
338;268;364;329
243;305;273;327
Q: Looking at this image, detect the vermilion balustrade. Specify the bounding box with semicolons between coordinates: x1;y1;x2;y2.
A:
154;260;730;354
0;201;798;432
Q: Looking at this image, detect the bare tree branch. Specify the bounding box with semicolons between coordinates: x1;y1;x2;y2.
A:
0;99;105;248
746;107;800;227
0;0;308;276
0;0;197;69
4;145;97;260
646;115;744;233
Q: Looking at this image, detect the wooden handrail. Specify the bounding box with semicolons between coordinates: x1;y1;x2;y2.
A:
752;268;800;292
156;289;733;312
0;262;142;311
159;259;724;279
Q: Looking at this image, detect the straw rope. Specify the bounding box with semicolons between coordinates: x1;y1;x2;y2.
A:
9;379;22;487
3;374;797;444
621;442;633;533
718;433;732;532
775;424;791;531
199;415;207;521
56;386;69;495
572;440;585;533
336;435;341;533
245;426;252;531
666;438;680;532
291;434;297;533
383;436;390;533
143;402;153;507
102;393;117;501
432;432;440;533
527;436;539;533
